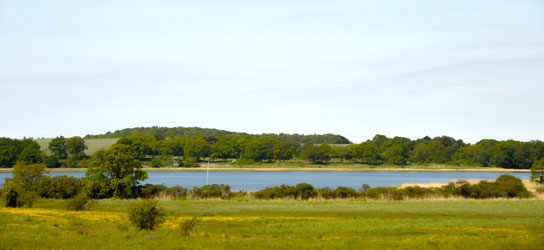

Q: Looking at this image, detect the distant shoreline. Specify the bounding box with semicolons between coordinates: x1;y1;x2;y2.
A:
0;166;531;173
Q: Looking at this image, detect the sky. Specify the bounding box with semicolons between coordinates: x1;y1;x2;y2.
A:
0;0;543;143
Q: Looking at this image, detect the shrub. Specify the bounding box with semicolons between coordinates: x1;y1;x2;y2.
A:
295;183;315;200
17;191;38;208
191;184;231;199
335;186;357;199
360;184;370;191
179;217;197;236
4;187;19;207
66;193;91;211
44;155;61;168
531;158;544;184
38;175;84;199
137;184;166;199
150;158;163;168
183;157;199;167
253;184;296;200
159;185;188;199
129;199;166;230
317;187;336;199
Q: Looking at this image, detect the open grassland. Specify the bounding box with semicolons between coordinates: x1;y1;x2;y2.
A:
0;199;543;249
34;138;119;155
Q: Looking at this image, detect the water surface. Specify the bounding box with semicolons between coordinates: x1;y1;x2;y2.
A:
0;171;530;191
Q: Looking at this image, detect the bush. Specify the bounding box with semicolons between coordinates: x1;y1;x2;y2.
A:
129;199;166;230
158;185;188;199
150;158;163;168
44;155;61;168
317;187;336;199
183;157;199;167
137;184;166;199
38;175;84;199
191;184;231;199
4;187;19;207
66;193;91;211
335;186;357;199
295;183;315;200
253;184;296;200
179;217;197;236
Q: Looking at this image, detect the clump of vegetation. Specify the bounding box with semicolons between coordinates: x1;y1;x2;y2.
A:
129;199;166;230
158;185;188;199
65;193;92;211
191;184;231;198
531;158;544;184
179;217;198;236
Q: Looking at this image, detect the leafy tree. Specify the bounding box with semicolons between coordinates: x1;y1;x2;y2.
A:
67;136;87;159
531;158;544;183
301;144;332;164
382;145;407;165
48;136;68;159
410;141;448;163
129;199;165;230
243;137;277;162
0;138;22;167
85;144;148;198
6;163;49;192
359;142;381;164
17;141;44;165
273;141;296;161
44;155;61;168
345;144;362;161
183;138;211;161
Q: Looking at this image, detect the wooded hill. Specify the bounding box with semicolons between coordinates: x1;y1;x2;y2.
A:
84;126;351;144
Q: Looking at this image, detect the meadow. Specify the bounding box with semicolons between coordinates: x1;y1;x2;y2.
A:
1;199;542;249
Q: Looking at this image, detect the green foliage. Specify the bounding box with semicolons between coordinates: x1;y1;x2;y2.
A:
273;141;296;161
67;136;87;159
4;187;19;207
179;217;197;236
183;157;199;167
295;183;315;200
48;136;68;159
243;137;277;162
44;155;61;168
183;138;211;160
191;184;231;198
129;199;166;230
531;158;544;183
0;137;23;167
7;163;49;192
300;143;332;164
158;185;188;199
17;139;45;165
65;193;91;211
85;144;147;199
38;175;84;199
137;184;166;199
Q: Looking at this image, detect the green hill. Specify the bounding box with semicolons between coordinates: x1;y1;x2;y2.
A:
84;126;351;144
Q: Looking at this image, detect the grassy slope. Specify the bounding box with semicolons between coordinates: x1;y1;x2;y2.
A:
1;199;543;249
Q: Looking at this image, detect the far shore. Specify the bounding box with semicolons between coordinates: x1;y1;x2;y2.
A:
0;166;531;173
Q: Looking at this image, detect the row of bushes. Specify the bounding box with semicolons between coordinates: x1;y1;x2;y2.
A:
2;174;534;207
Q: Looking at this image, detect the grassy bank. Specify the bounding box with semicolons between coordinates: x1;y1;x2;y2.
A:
0;199;542;249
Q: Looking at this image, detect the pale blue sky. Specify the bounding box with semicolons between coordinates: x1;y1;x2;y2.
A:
1;0;543;143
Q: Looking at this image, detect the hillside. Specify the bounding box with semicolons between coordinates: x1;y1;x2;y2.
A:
84;126;351;144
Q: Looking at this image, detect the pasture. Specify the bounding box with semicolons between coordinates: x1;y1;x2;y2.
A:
1;199;542;249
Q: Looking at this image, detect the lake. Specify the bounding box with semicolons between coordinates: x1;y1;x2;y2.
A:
0;171;531;191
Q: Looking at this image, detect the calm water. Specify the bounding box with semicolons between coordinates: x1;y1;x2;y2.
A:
0;171;530;191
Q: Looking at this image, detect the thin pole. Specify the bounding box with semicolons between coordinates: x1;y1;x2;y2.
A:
206;160;209;186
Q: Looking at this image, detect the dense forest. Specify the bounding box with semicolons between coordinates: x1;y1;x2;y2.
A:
83;126;351;144
2;132;544;169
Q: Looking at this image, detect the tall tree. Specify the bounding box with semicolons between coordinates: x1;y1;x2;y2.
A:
85;144;147;198
48;136;68;159
67;136;87;159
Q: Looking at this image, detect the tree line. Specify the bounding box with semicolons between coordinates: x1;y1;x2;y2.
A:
0;136;87;168
114;134;544;169
2;134;544;169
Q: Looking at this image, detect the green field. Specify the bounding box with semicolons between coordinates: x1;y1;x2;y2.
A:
1;199;543;249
